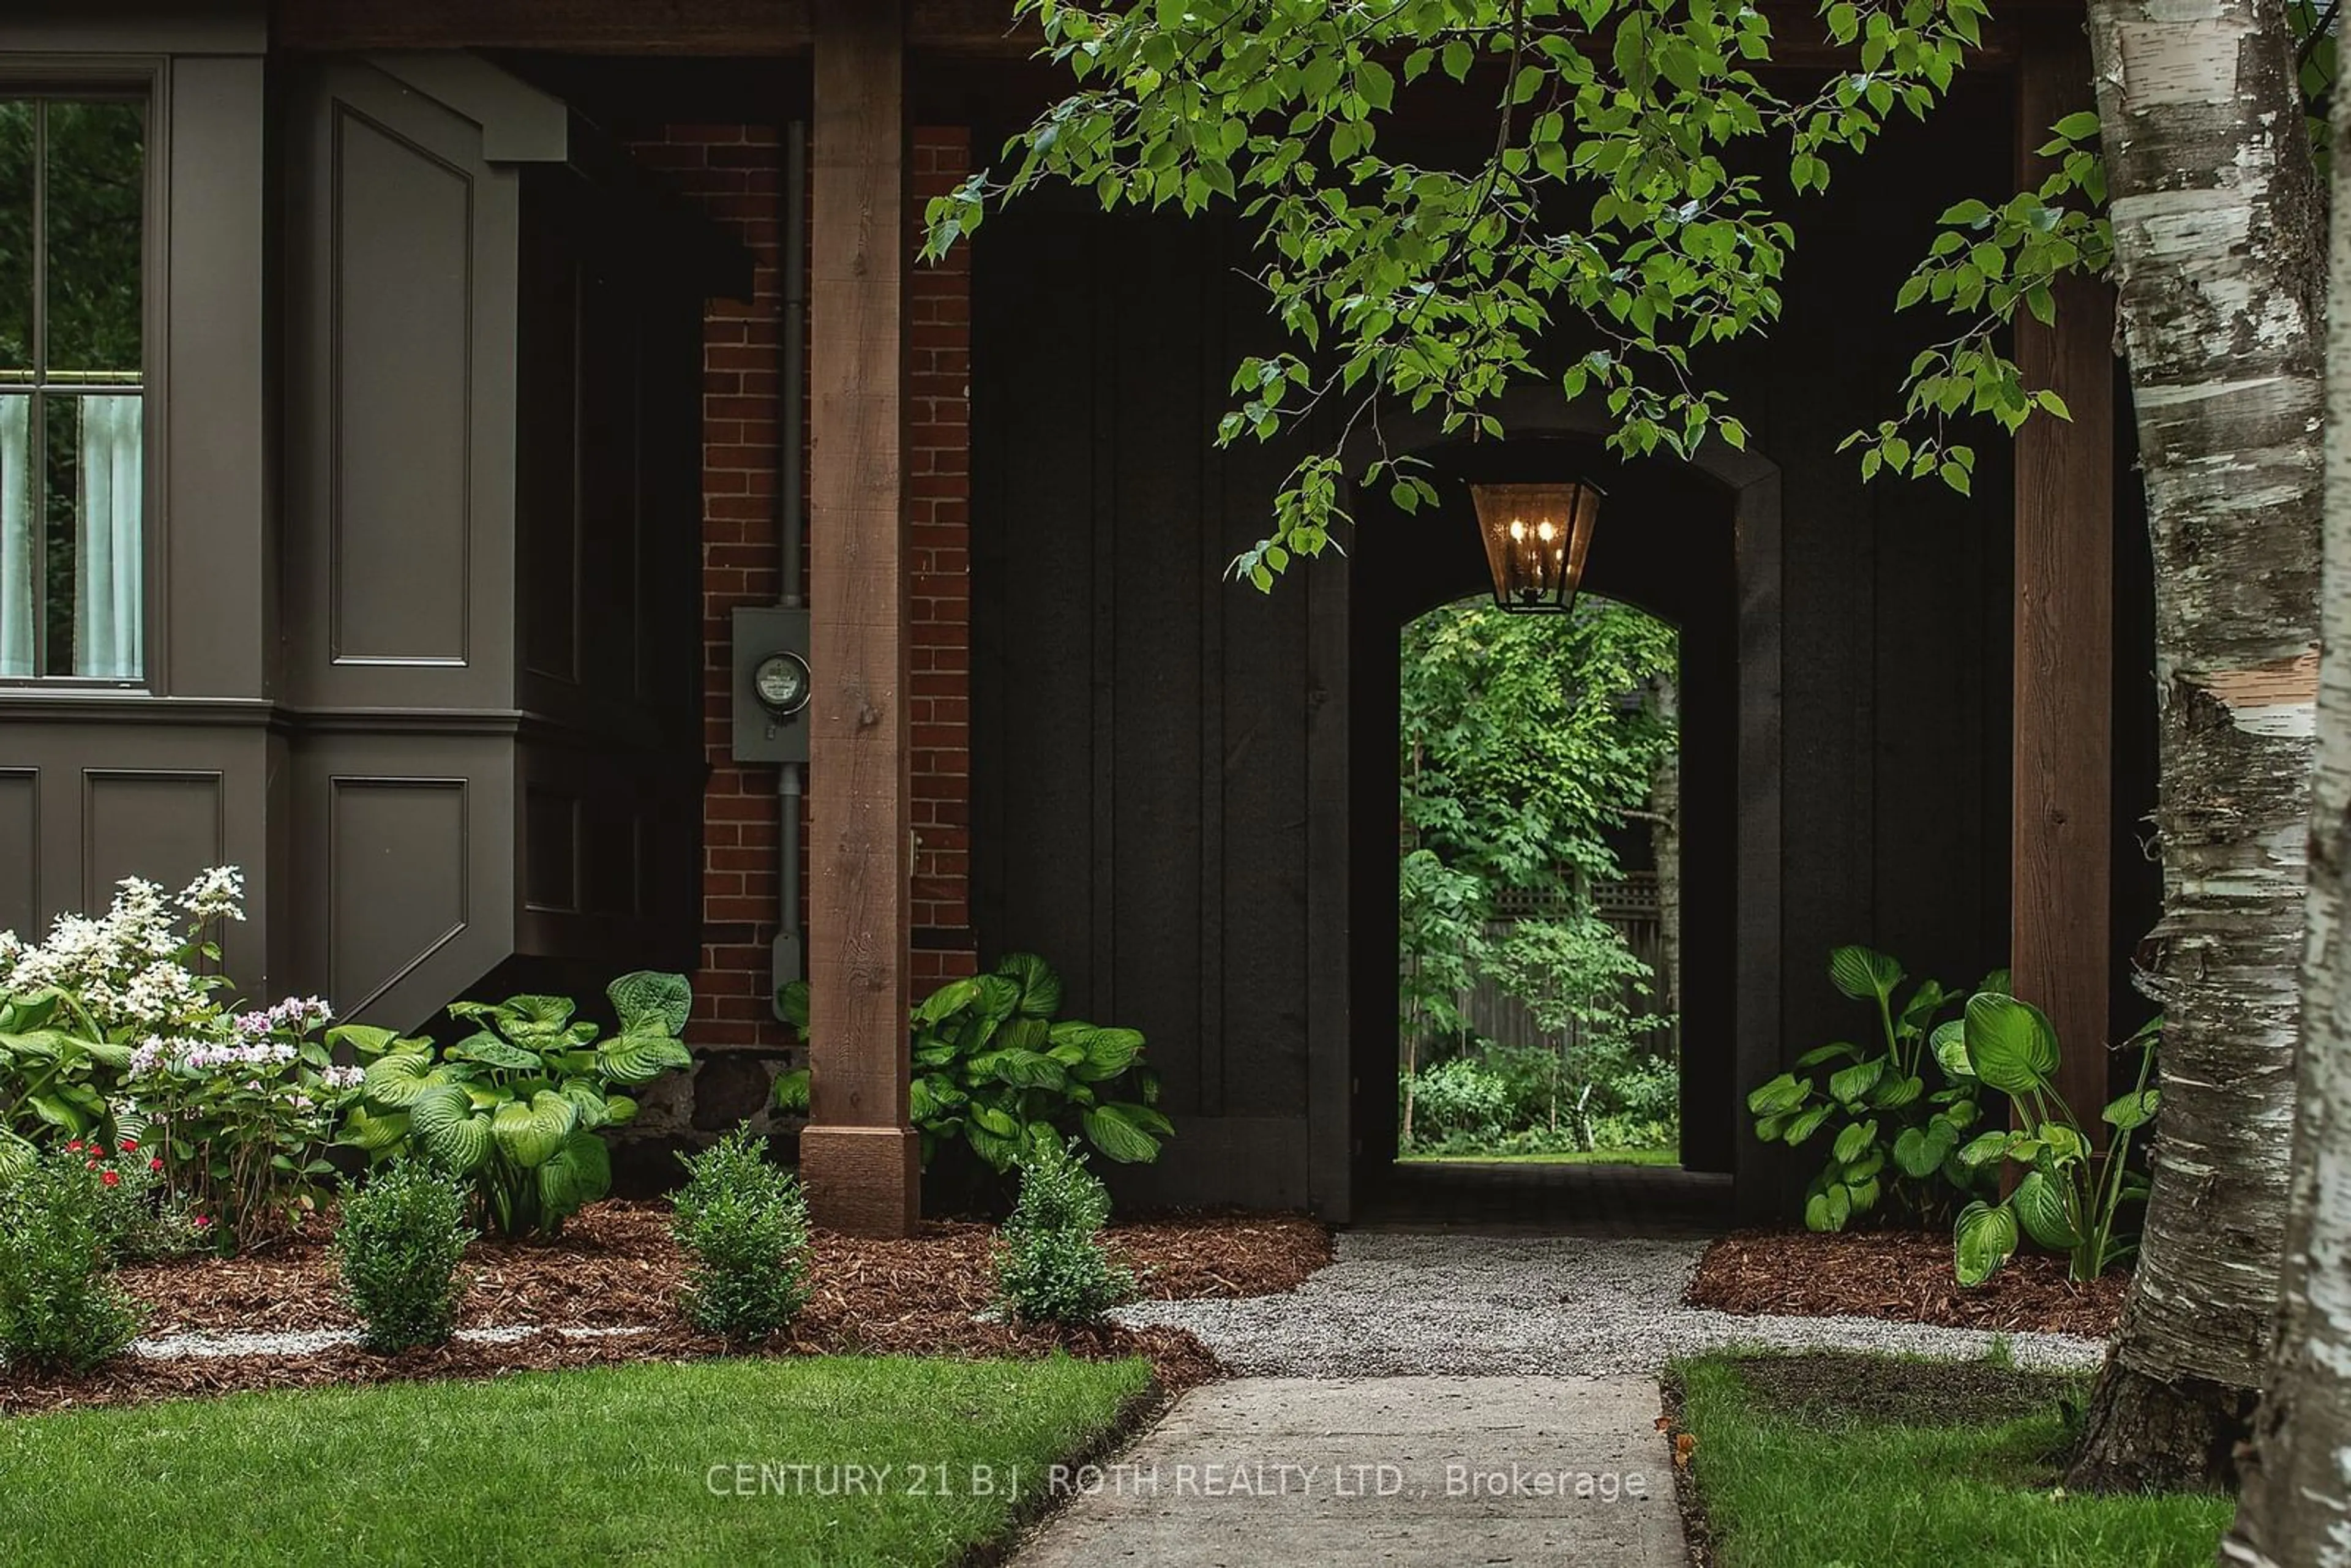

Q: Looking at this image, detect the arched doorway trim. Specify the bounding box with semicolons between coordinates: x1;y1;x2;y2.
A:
1303;391;1781;1221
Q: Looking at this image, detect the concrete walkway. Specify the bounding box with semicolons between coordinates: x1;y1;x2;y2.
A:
1016;1376;1684;1567
1016;1230;2108;1565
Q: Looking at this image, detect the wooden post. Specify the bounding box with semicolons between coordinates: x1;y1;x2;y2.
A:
803;0;919;1236
2012;15;2115;1133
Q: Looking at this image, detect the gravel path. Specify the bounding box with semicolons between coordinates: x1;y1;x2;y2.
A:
1116;1231;2107;1376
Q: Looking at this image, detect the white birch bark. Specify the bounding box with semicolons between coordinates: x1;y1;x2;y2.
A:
2068;0;2325;1491
2220;80;2351;1567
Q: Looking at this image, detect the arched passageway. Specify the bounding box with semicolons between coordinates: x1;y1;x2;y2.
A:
1343;418;1780;1221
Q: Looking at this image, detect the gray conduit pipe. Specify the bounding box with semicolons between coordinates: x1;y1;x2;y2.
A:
773;119;809;1013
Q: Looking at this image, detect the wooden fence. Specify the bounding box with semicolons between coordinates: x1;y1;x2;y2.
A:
1461;872;1673;1054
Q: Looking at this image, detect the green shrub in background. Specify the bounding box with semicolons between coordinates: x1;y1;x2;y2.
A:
334;1159;474;1353
1403;1056;1513;1143
992;1138;1138;1326
0;1152;144;1371
1745;945;2001;1231
776;953;1170;1173
672;1126;812;1343
336;972;696;1239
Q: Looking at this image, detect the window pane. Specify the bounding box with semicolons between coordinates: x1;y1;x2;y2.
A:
44;100;143;380
0;102;28;377
0;394;29;675
42;392;142;678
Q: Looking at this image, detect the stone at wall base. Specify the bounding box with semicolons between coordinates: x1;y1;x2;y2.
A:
800;1123;920;1237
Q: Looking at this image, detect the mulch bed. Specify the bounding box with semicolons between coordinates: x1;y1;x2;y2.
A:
1686;1228;2127;1338
1;1204;1329;1418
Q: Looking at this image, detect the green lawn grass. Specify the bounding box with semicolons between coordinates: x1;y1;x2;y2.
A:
1396;1146;1681;1166
1674;1352;2234;1567
0;1354;1152;1568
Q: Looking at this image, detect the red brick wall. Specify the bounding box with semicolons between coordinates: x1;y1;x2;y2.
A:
910;130;977;989
634;122;975;1063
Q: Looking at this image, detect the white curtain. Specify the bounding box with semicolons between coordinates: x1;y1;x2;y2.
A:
0;396;29;678
72;394;141;680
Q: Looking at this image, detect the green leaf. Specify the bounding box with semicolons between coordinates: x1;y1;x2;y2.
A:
597;1033;694;1087
500;994;577;1031
608;971;692;1037
537;1130;612;1221
362;1050;446;1109
1892;1122;1956;1179
1828;945;1904;1003
1828;1059;1885;1106
2013;1169;2080;1248
337;1106;412;1153
1956;1129;2009;1168
1962;992;2060;1096
449;1032;542;1071
994;953;1065;1018
2050;110;2102;141
557;1079;610;1131
1870;1074;1924;1111
326;1024;403;1058
1052;1023;1147;1082
1784;1105;1834;1145
1081;1102;1166;1163
1794;1042;1862;1070
1930;1018;1974;1081
1804;1183;1853;1232
2103;1087;2161;1130
776;980;810;1033
491;1091;578;1169
988;1048;1068;1090
1832;1118;1878;1165
410;1085;491;1173
773;1068;811;1112
1954;1199;2020;1286
1746;1071;1807;1117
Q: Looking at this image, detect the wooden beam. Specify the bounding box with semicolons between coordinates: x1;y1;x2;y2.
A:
272;0;1028;56
803;0;919;1237
2011;14;2115;1136
272;0;2041;59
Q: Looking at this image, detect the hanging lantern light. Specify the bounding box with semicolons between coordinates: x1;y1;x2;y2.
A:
1468;480;1604;615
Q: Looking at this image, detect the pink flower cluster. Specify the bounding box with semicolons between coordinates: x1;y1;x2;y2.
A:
232;996;334;1037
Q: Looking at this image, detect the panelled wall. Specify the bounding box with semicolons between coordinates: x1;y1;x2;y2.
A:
1;4;280;985
2;34;705;1031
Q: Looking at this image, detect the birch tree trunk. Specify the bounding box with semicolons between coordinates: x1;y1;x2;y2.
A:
2222;77;2351;1566
2066;0;2325;1493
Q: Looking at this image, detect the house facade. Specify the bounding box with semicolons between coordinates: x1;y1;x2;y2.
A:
0;0;2151;1232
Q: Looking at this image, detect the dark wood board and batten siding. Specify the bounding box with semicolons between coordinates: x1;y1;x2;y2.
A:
973;208;1322;1210
970;82;2058;1221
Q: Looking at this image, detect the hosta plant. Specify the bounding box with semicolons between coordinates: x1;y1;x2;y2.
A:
1948;997;2158;1286
1745;945;2002;1232
775;952;1170;1172
337;972;696;1239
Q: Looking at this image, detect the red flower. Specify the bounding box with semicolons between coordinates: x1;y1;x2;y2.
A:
192;1215;212;1228
100;1170;119;1187
119;1139;138;1154
149;1157;165;1172
86;1159;99;1170
66;1141;84;1154
91;1144;108;1157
